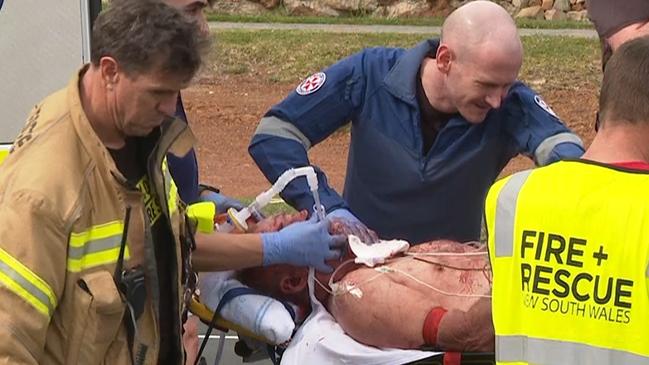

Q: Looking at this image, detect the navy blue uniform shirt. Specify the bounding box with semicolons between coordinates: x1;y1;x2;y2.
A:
167;94;200;204
249;39;584;244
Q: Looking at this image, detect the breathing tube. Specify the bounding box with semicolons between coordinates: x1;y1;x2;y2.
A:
225;166;324;232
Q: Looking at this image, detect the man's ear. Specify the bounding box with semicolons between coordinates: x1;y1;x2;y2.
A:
99;56;120;89
436;44;453;74
280;272;308;294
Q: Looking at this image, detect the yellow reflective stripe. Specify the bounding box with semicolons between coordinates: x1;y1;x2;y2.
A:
169;177;178;215
67;247;130;273
0;248;56;317
162;158;178;215
67;221;129;272
0;144;11;166
69;220;124;247
187;202;216;233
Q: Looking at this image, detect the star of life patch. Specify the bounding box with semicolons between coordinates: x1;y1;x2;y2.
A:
296;72;326;96
534;95;558;118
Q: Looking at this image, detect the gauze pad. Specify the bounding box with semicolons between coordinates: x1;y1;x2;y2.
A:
348;235;409;267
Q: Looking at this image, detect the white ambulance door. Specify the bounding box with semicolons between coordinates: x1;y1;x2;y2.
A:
0;0;97;164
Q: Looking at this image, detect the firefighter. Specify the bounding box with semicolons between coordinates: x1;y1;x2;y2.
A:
0;1;344;363
486;36;649;364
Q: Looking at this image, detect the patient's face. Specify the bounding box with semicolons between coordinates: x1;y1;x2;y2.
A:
240;212;361;307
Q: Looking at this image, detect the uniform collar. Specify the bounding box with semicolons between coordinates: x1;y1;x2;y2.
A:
384;38;440;105
67;65;196;184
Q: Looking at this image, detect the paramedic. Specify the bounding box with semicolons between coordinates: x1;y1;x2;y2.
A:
249;0;584;245
164;0;245;213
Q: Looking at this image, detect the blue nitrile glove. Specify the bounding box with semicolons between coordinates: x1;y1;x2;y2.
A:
326;208;379;244
261;215;346;273
201;191;245;215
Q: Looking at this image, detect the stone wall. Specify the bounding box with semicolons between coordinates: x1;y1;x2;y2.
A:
210;0;589;21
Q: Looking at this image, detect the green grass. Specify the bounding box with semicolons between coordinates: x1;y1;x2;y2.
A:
207;12;593;30
208;30;601;89
208;31;428;82
520;35;601;90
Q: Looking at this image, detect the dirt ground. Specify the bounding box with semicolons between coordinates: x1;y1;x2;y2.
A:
183;74;598;198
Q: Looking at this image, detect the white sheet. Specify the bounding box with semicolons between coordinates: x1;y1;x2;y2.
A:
281;269;440;365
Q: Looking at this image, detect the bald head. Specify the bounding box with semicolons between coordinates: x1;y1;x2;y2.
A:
428;1;523;122
441;1;522;62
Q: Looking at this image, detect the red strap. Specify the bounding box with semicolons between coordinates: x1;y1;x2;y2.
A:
443;352;462;365
422;306;447;346
611;161;649;170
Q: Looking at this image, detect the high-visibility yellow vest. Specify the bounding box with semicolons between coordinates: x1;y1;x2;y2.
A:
486;160;649;365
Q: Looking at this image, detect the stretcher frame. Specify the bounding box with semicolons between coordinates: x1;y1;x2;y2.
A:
192;294;496;365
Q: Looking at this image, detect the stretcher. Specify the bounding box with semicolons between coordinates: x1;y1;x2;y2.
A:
189;294;289;365
189;296;268;344
187;176;494;364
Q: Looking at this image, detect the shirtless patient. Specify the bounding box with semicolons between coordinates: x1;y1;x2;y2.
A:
240;212;494;352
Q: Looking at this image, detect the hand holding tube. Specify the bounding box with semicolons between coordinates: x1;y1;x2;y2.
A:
326;208;379;244
261;215;346;273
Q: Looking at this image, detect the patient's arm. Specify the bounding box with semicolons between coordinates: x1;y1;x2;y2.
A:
328;263;436;348
437;297;494;351
327;241;492;351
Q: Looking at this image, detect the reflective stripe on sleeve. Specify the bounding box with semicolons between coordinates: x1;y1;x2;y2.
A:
497;335;649;365
534;132;584;166
162;158;178;215
0;248;57;317
494;170;531;258
186;202;215;234
68;220;129;272
254;116;312;150
168;177;178;215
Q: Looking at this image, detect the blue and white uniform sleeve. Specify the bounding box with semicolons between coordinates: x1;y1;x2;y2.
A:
249;51;367;214
503;83;584;165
